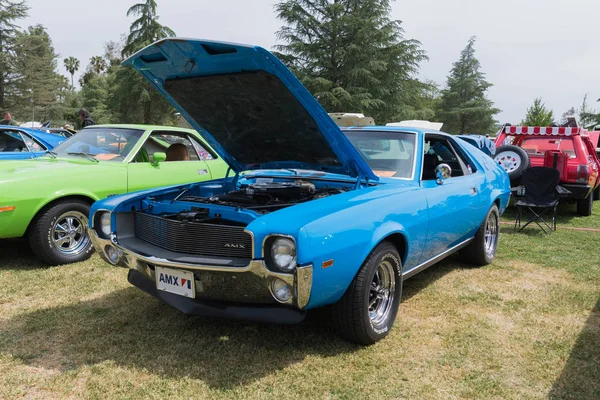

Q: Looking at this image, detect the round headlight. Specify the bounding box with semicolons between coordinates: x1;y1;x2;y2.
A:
271;278;292;302
270;238;296;272
99;212;111;237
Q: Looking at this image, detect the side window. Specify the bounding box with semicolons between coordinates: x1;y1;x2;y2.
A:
21;133;45;152
189;136;214;160
452;140;477;174
0;131;26;152
134;131;208;163
422;136;470;180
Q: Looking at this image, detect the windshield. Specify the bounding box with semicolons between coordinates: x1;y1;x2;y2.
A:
344;130;417;178
51;128;144;161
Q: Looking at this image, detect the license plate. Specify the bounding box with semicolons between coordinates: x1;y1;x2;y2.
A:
155;267;195;298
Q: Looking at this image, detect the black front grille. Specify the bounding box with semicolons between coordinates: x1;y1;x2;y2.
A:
134;212;252;259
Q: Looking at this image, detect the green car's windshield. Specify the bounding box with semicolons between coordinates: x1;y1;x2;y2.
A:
51;128;144;161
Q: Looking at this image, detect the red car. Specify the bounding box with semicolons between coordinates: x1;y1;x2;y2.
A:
494;125;600;216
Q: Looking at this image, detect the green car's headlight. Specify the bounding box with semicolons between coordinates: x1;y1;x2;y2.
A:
269;237;297;272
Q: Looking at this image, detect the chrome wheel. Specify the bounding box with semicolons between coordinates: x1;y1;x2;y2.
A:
51;211;90;256
495;150;521;173
369;259;396;329
484;211;499;258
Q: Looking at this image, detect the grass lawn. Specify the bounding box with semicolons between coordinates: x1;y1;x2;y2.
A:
0;202;599;399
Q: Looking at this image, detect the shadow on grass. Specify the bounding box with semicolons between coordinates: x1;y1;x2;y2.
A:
549;297;600;399
0;238;47;270
499;225;553;238
0;253;466;388
502;201;585;226
0;286;361;389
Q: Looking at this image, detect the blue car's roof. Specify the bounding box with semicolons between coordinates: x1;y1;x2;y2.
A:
0;125;65;148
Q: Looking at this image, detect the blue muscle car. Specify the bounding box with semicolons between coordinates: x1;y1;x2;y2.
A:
0;126;65;160
89;38;511;345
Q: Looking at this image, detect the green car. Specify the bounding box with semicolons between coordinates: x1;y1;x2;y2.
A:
0;124;228;265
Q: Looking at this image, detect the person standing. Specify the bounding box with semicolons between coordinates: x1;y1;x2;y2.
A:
0;112;18;126
79;108;96;128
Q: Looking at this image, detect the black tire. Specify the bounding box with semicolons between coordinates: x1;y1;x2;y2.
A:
494;145;530;185
576;193;593;216
331;241;402;345
460;205;500;266
28;199;94;265
593;186;600;201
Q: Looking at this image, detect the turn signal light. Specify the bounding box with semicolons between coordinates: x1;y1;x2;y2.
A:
0;206;15;213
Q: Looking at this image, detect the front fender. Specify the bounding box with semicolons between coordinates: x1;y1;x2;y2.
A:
298;190;428;309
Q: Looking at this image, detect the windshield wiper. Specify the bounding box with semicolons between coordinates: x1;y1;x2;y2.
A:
67;152;99;162
44;150;57;158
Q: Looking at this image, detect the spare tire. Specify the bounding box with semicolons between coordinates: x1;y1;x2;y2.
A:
494;145;530;185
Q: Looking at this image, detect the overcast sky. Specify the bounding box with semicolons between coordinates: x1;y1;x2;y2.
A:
22;0;599;124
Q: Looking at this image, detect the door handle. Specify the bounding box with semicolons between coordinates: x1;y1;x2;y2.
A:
469;187;477;195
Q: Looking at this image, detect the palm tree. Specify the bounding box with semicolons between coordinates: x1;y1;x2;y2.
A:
89;56;107;74
63;56;79;89
122;0;175;57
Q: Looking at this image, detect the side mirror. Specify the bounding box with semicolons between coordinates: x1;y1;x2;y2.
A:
152;152;166;166
435;163;452;184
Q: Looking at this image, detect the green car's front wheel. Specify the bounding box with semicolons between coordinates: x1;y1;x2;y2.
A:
29;200;94;266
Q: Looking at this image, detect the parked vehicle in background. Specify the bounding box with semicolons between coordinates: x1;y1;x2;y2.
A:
457;134;496;157
589;130;600;165
19;121;43;128
494;125;600;215
0;126;65;160
386;121;497;157
39;127;77;138
328;113;375;127
0;124;228;265
90;38;512;345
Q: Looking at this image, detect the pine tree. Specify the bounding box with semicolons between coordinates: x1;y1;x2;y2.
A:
0;0;28;109
521;98;554;126
274;0;427;123
108;0;176;124
437;37;499;134
122;0;175;57
10;24;64;122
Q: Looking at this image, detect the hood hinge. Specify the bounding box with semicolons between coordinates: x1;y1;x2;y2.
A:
225;167;241;190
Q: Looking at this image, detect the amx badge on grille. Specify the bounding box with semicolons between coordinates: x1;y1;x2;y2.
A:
224;244;245;248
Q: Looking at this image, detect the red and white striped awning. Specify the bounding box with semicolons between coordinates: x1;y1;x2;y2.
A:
504;126;581;136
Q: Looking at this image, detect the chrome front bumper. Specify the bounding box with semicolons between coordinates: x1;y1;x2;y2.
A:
90;231;313;310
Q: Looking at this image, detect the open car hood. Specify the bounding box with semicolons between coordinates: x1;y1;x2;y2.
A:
123;38;378;181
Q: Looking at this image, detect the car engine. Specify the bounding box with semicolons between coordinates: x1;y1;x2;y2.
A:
177;180;348;214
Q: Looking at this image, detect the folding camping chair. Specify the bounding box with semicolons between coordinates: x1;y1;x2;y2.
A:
513;167;568;234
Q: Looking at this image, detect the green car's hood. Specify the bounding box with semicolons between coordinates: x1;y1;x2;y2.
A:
0;157;115;185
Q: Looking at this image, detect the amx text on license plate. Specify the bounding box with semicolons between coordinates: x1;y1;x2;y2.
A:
155;266;195;298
